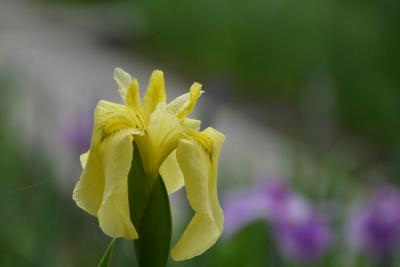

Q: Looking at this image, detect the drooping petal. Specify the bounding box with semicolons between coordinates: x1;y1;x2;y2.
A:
96;100;141;142
97;133;138;239
143;70;166;118
73;144;104;216
172;127;225;260
73;100;139;239
159;150;184;194
168;82;203;119
73;101;117;216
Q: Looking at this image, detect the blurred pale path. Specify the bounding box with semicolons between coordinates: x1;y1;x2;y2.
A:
0;0;289;193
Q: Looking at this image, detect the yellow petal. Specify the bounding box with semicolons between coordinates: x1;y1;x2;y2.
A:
114;67;132;100
172;127;225;260
143;70;166;118
126;78;142;111
167;93;188;113
80;151;89;168
73;100;139;239
73;101;114;216
168;82;203;119
96;100;141;143
97;183;137;239
114;67;142;111
97;133;138;239
73;144;104;216
159;150;184;194
136;103;183;176
182;118;201;131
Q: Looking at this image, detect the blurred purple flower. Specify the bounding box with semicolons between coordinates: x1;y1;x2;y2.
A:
62;115;92;155
349;186;400;255
223;180;289;235
274;195;331;261
223;179;331;261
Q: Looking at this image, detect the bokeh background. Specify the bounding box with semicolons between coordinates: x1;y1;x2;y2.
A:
1;0;400;266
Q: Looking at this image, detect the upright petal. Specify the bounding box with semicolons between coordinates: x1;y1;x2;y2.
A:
136;103;183;176
144;70;166;118
114;68;142;111
126;78;142;111
168;82;203;119
182;118;201;131
172;128;225;260
160;150;184;194
114;67;132;100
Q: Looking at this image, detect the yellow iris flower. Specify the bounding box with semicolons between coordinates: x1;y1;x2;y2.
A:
73;68;225;261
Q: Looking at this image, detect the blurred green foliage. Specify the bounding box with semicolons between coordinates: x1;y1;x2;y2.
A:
129;0;400;146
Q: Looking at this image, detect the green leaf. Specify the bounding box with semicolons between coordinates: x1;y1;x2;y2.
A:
97;239;116;267
128;142;152;229
128;141;172;267
134;174;172;267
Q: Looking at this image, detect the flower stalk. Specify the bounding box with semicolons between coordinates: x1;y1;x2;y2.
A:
128;142;172;267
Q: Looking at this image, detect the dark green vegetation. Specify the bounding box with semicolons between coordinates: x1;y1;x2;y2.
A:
129;0;400;147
